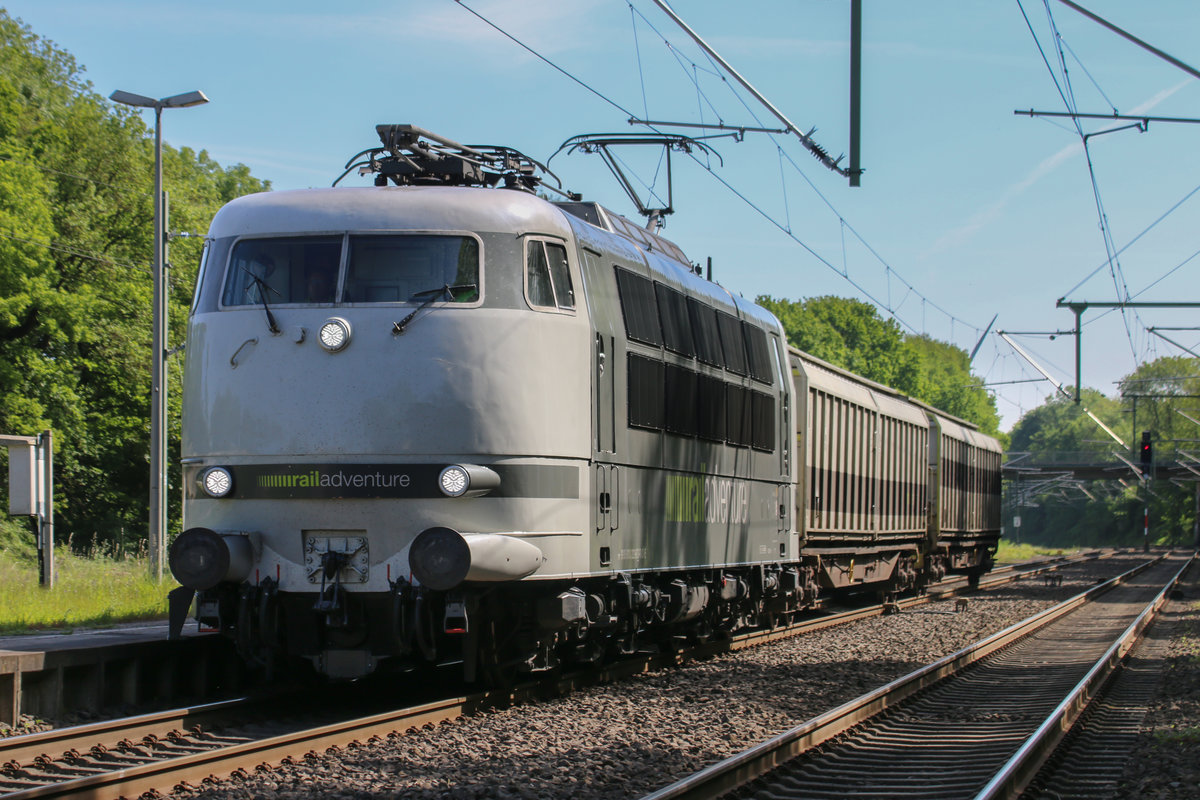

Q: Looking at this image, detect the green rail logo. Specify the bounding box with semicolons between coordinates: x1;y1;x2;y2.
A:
665;468;750;525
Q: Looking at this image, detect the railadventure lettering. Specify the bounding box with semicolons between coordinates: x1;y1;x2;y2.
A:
257;470;412;489
664;470;750;525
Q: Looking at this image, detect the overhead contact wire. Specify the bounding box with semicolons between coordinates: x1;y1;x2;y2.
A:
1062;181;1200;298
1037;0;1139;360
454;0;636;119
634;0;985;340
457;0;985;344
631;5;651;121
0;230;153;275
688;151;923;336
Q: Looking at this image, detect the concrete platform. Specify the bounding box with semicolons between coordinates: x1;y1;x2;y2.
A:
0;622;250;726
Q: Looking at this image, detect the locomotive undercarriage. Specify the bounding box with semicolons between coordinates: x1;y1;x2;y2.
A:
184;533;997;682
190;563;829;682
190;540;996;684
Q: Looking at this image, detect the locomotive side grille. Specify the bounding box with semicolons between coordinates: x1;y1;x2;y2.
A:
628;353;666;430
614;267;663;346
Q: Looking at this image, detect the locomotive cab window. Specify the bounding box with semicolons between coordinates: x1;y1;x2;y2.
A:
345;235;479;304
526;239;574;311
223;236;342;307
191;239;212;316
220;234;480;307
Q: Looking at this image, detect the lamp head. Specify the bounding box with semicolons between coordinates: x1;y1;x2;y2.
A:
109;89;158;108
110;89;209;109
162;90;209;108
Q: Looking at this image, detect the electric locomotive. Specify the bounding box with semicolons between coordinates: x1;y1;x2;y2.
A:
168;126;1000;681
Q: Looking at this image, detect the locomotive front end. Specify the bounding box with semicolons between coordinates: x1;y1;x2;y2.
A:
176;186;590;679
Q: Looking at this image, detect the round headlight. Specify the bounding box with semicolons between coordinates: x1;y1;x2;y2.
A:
436;464;501;498
439;465;470;497
318;317;351;352
201;467;233;498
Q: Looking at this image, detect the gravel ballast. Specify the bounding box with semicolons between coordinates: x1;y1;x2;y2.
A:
1115;561;1200;800
174;555;1162;800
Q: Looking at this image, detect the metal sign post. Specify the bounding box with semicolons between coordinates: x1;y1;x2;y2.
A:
1143;502;1150;553
1140;470;1152;554
2;431;54;587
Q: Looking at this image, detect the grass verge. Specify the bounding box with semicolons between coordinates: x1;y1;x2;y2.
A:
994;539;1076;564
0;519;172;634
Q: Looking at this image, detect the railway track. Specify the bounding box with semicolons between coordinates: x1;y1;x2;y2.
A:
0;552;1113;800
1015;605;1182;800
641;551;1190;800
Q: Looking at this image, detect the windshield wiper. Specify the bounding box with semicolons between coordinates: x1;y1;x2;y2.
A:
240;268;281;334
392;283;477;336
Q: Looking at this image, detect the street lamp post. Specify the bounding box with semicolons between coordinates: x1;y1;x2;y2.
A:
109;89;209;581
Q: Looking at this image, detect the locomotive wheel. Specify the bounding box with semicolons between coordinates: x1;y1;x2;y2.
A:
479;650;522;688
477;609;525;688
479;634;525;687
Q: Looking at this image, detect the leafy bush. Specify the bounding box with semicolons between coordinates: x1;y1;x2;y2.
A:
0;517;35;561
0;11;269;556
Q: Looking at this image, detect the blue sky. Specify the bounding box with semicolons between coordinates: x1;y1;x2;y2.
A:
7;0;1200;433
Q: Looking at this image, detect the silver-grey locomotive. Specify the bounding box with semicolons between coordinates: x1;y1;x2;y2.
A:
169;126;1001;681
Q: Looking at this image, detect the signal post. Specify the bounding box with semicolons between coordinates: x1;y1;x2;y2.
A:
1140;431;1152;552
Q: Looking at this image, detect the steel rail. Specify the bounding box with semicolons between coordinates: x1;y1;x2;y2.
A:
0;696;255;769
973;555;1193;800
0;551;1110;799
0;694;482;799
639;553;1172;800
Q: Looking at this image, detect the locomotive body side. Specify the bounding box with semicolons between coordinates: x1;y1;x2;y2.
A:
564;204;795;579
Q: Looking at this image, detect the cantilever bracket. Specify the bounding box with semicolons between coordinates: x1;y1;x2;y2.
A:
552;133;721;229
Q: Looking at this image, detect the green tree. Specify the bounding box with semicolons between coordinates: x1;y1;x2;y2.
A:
907;334;1002;438
1114;356;1200;547
757;295;1001;435
0;10;269;555
1007;388;1124;455
1007;356;1199;548
1116;355;1200;451
758;295;922;391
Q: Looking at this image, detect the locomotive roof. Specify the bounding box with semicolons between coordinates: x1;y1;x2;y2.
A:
207;185;786;342
553;200;782;335
554;201;690;265
207;186;578;240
